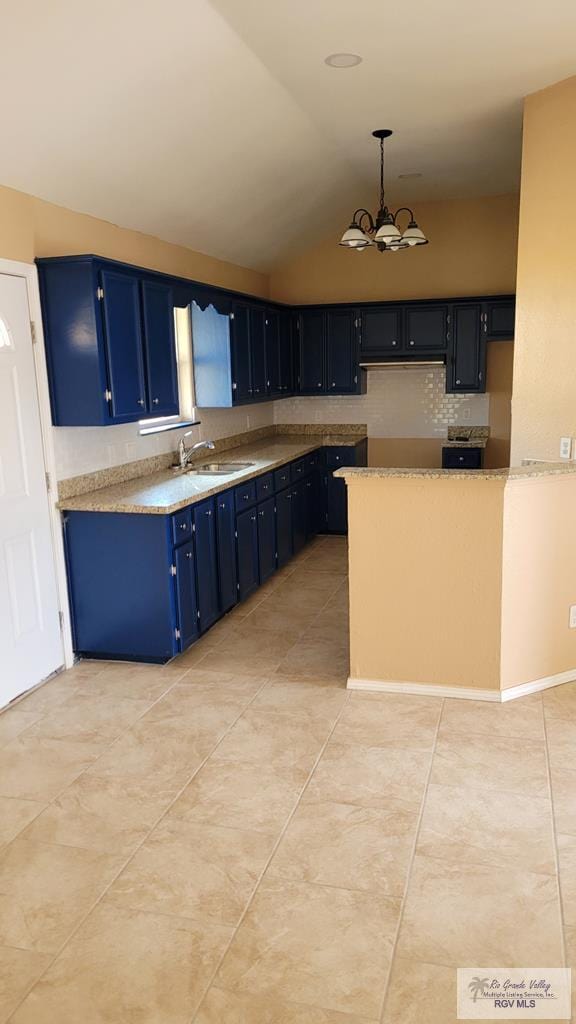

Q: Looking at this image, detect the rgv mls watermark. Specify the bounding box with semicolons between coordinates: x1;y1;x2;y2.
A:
457;968;571;1019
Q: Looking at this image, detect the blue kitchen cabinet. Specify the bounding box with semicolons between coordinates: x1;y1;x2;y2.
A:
236;507;260;601
257;496;276;583
37;256;179;426
231;303;252;403
193;498;220;631
291;480;307;555
276;486;293;567
297;309;325;394
250;307;267;399
446;303;486;393
141;280;179;416
64;511;179;661
324;441;368;535
215;490;238;613
325;309;360;394
174;539;200;648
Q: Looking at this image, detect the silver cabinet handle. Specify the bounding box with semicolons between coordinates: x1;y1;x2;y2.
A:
331;382;336;388
409;340;415;346
317;382;322;387
456;379;461;385
250;514;256;522
137;398;145;406
243;494;249;500
392;340;397;346
258;510;265;517
218;502;226;509
179;522;187;530
186;551;193;559
205;510;212;517
152;398;159;405
459;456;464;462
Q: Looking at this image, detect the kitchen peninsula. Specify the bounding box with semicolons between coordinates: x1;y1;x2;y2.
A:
338;461;576;702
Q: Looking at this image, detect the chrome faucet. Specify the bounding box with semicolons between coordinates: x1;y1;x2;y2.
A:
177;433;215;469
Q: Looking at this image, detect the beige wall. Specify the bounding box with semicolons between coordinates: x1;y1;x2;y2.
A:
511;75;576;464
0;184;268;298
347;477;505;691
484;341;514;469
269;194;519;306
501;476;576;688
368;438;442;468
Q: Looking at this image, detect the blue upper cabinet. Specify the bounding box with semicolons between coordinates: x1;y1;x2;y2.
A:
37;256;179;426
141;280;179;416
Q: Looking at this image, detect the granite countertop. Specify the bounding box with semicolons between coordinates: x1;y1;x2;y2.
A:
335;462;576;482
58;434;366;515
443;439;489;449
443;426;489;449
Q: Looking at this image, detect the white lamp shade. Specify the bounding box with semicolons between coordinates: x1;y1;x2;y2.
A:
374;220;401;244
339;225;372;248
402;223;428;246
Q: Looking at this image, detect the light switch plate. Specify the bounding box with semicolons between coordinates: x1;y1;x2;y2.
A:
560;436;572;460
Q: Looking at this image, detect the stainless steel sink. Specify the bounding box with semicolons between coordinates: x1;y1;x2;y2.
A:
187;461;255;475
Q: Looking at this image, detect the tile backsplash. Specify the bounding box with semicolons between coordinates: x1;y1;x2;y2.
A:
53;365;488;482
273;365;489;438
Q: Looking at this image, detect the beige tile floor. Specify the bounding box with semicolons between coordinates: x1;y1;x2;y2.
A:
0;535;573;1022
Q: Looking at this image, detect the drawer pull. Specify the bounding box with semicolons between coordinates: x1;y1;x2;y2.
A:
186;551;193;559
179;523;187;530
205;509;212;517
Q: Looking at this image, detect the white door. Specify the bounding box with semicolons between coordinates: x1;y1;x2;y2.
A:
0;272;63;707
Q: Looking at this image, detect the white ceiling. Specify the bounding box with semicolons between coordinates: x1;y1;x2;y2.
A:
1;0;576;270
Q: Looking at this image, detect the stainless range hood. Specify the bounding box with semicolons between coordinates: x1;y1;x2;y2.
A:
360;359;445;369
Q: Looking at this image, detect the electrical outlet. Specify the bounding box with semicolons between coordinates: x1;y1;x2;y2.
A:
560;436;572;460
570;606;576;629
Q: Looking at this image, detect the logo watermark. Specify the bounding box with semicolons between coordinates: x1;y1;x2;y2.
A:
457;968;571;1019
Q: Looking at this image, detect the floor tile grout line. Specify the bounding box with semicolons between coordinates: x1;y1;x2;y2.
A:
4;672;274;1023
188;687;354;1024
377;698;445;1024
541;696;569;970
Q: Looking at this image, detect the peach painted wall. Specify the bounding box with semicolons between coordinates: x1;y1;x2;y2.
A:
0;183;268;298
268;194;519;306
347;476;505;691
500;475;576;688
484;342;514;469
511;75;576;464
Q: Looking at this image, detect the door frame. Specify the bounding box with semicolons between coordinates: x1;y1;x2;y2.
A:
0;257;74;671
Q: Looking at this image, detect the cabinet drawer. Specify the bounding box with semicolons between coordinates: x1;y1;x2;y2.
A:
441;447;483;470
325;447;356;469
256;473;274;501
234;480;257;510
290;458;307;481
171;508;193;545
305;451;321;474
274;466;291;491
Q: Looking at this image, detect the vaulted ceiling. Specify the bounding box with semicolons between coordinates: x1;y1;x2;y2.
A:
1;0;576;270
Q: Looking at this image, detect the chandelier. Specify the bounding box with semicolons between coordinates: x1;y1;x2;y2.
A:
339;130;428;252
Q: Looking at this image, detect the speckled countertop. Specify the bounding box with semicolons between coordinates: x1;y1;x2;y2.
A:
335;462;576;482
57;434;366;515
443;426;489;449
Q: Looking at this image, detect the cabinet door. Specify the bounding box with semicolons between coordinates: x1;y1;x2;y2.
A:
278;311;294;395
231;303;252;403
174;540;200;649
326;309;357;393
304;473;321;539
484;299;515;340
257;497;276;584
448;303;486;393
291;480;307;554
326;473;348;534
100;270;147;420
215;490;238;614
276;487;293;568
298;310;325;393
250;307;267;399
141;280;179;416
193;499;220;632
359;306;402;356
405;304;448;351
265;310;281;396
236;508;259;601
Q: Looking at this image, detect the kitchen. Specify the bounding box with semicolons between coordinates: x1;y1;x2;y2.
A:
1;3;576;1022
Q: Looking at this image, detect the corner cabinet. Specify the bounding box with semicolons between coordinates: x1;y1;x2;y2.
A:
38;257;178;425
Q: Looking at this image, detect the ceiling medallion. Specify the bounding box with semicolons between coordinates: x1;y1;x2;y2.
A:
340;130;428;253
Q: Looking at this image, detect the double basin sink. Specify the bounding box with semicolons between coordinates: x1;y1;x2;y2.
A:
176;461;255;476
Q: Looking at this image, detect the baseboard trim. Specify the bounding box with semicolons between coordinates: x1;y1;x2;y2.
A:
347;668;576;702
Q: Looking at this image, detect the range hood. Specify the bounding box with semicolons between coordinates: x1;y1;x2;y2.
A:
360;359;445;369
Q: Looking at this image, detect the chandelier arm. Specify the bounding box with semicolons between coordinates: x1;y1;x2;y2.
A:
392;207;415;225
352;208;375;233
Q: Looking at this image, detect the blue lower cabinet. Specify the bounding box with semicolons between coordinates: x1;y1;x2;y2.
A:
257;497;276;584
276;487;293;567
174;539;200;649
64;511;178;662
236;507;259;601
215;490;238;613
291;480;307;555
325;474;348;533
193;498;220;632
304;473;321;539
